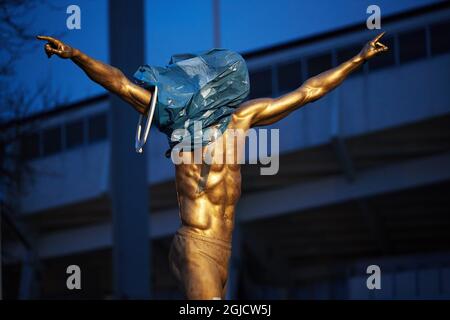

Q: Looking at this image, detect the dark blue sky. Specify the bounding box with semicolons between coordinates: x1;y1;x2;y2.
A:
10;0;440;111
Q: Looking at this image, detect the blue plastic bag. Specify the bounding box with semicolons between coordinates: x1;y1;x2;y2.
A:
133;49;250;155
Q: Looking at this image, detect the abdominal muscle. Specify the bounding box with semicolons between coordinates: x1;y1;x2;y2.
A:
174;129;243;242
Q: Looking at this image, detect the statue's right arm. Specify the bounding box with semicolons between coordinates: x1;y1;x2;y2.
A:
70;48;151;114
37;35;151;114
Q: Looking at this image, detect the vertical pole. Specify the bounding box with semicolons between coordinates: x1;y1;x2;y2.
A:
18;252;34;300
0;205;2;300
109;0;151;299
213;0;221;48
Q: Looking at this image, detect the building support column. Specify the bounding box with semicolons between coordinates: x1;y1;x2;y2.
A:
18;252;37;299
109;0;151;299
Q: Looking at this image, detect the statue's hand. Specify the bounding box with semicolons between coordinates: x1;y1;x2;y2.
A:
359;32;388;61
36;35;74;59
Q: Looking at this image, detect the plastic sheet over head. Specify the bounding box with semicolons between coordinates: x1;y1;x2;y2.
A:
133;49;250;155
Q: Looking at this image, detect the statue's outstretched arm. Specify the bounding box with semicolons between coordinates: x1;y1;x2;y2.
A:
37;35;151;114
234;33;388;127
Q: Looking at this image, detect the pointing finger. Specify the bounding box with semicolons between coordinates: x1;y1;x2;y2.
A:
372;31;386;44
37;35;58;44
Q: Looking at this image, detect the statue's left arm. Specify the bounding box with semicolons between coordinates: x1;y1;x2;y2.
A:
234;33;388;127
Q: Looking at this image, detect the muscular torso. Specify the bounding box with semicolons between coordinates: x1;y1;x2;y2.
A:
174;116;249;242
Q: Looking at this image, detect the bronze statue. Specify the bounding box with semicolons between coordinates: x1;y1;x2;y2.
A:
37;32;388;300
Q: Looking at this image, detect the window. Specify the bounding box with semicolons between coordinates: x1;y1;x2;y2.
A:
88;113;108;143
249;68;273;99
336;44;364;76
65;119;85;149
21;133;40;160
42;126;62;156
306;52;332;78
430;20;450;56
368;36;395;71
398;28;427;64
277;60;302;93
